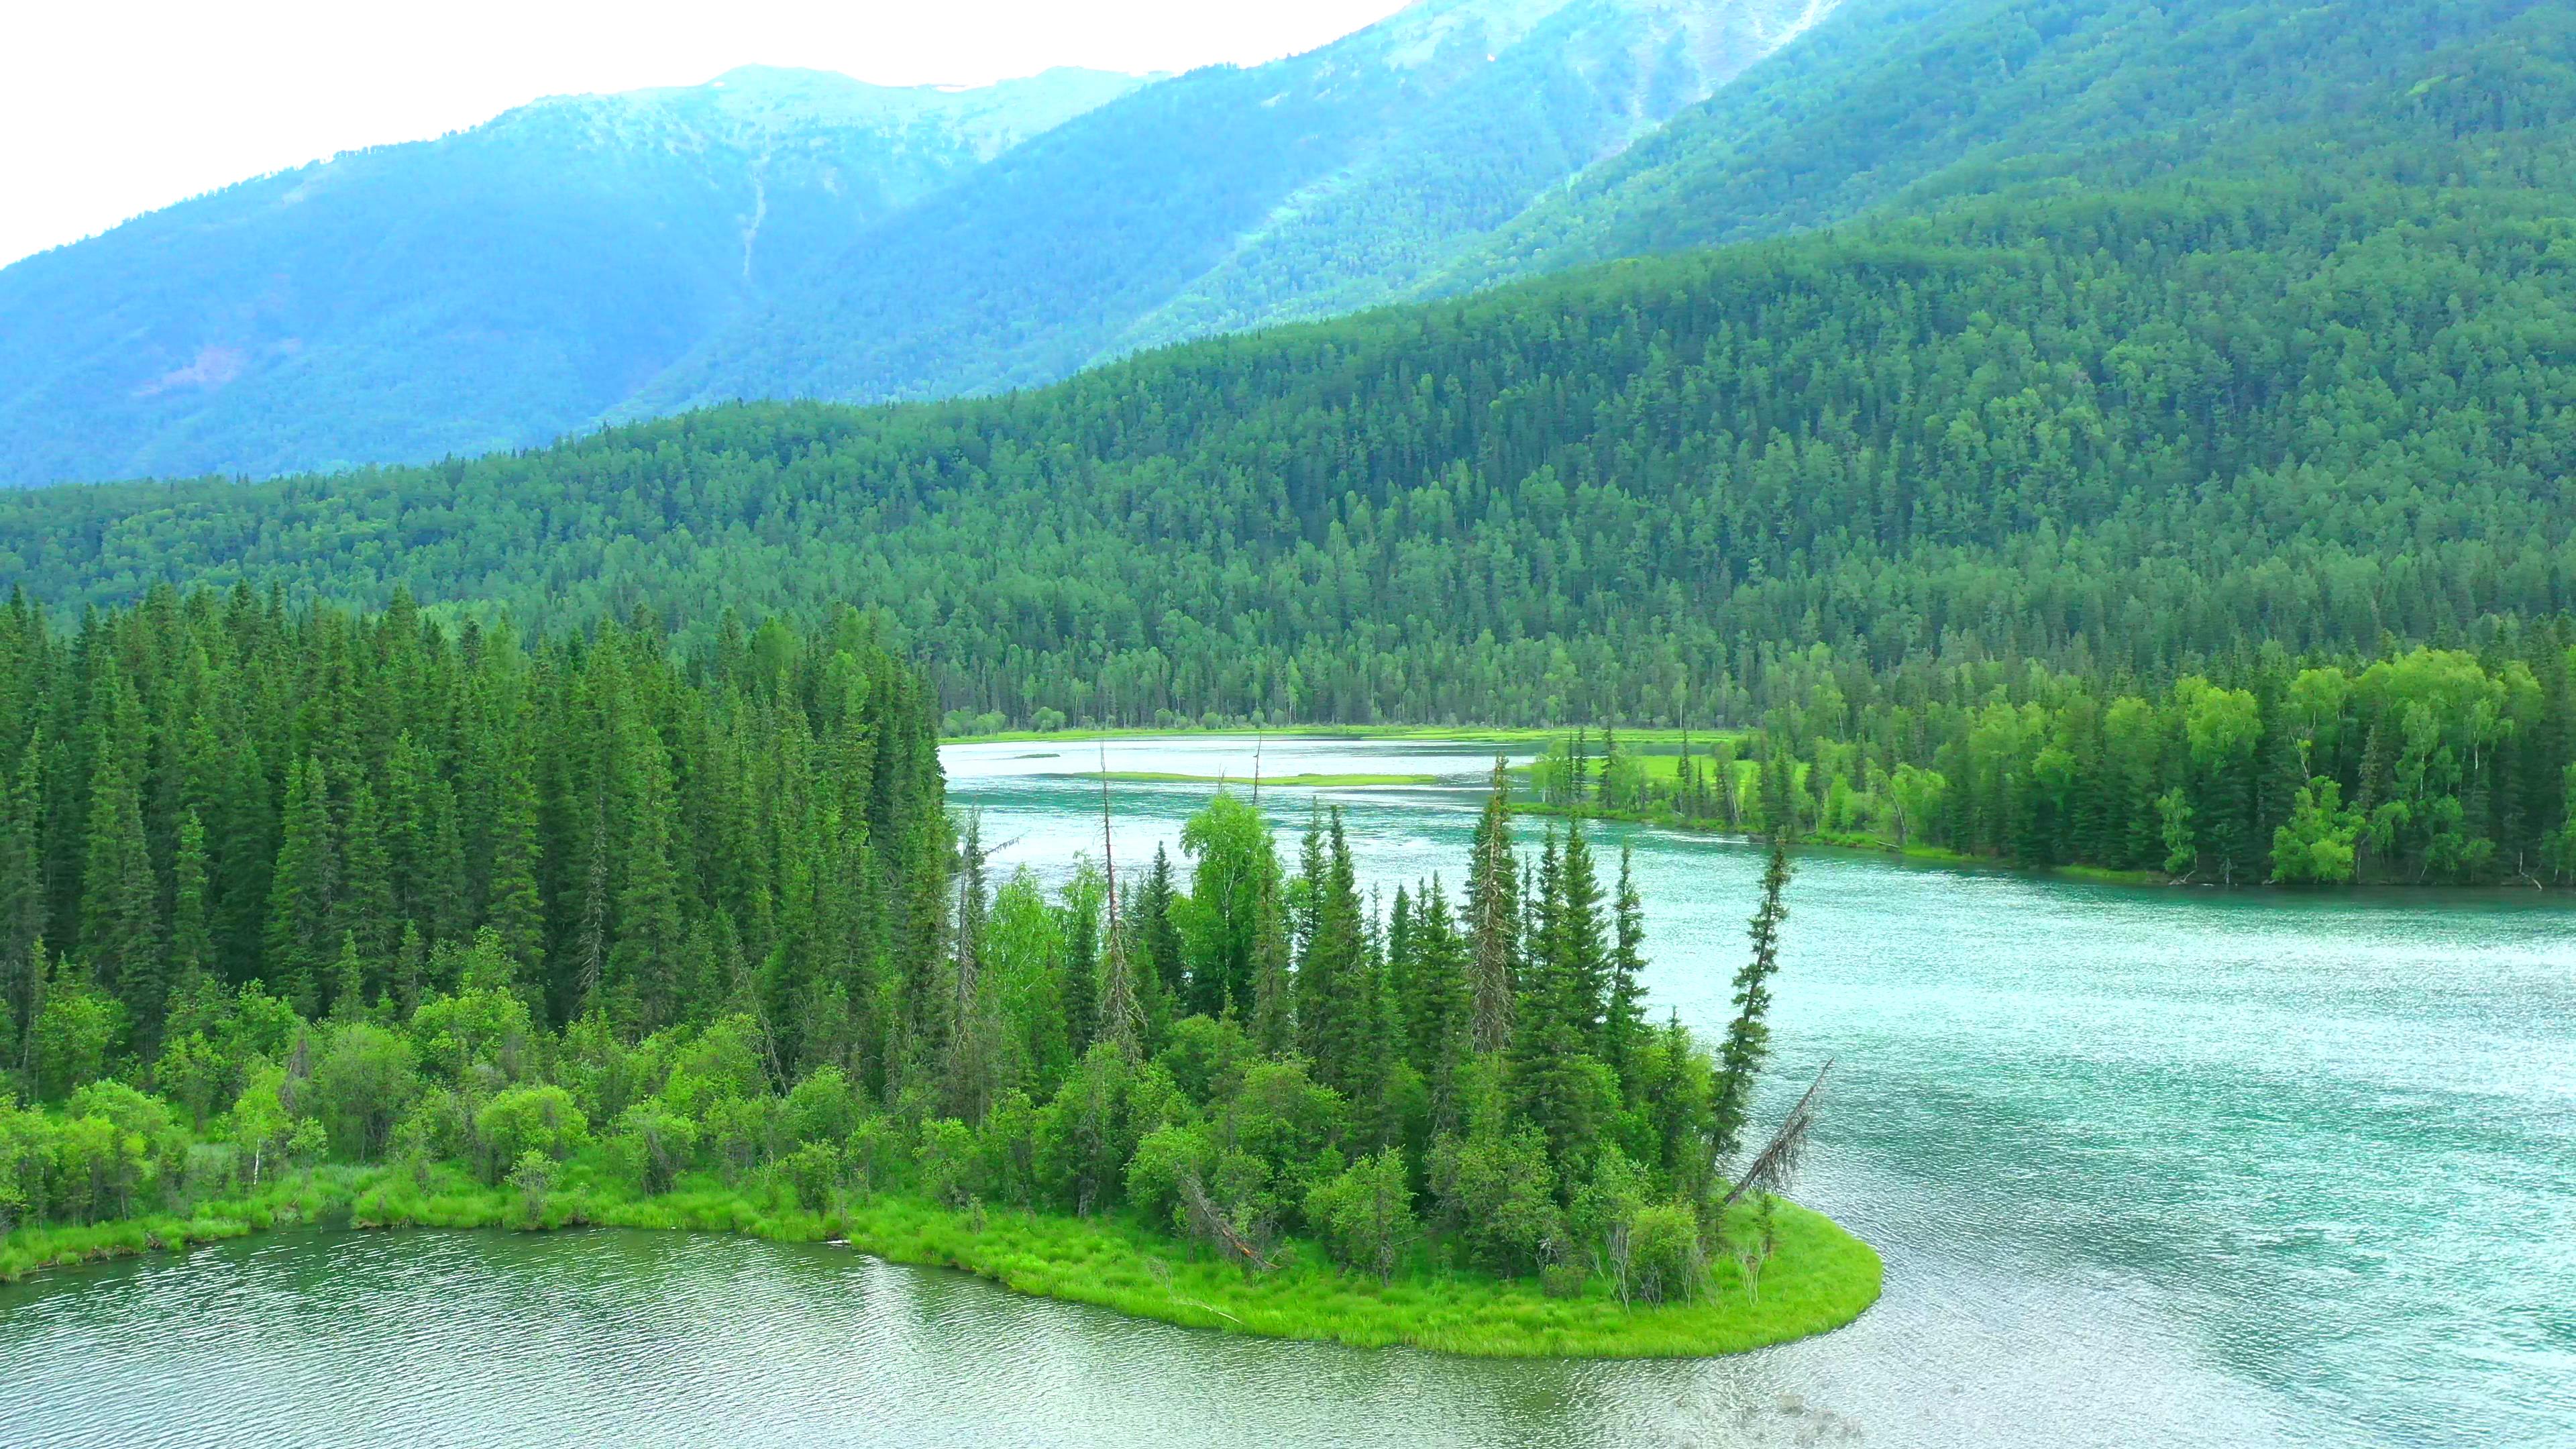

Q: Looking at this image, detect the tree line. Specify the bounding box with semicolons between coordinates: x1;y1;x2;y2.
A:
3;592;1802;1308
1529;633;2576;886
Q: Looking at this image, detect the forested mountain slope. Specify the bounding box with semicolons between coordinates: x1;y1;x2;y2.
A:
631;0;1835;415
0;66;1140;488
9;170;2574;734
1437;0;2569;290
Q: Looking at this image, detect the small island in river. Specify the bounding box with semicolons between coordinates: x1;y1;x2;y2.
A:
0;611;1875;1359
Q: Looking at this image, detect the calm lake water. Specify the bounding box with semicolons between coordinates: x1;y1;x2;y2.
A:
4;736;2570;1448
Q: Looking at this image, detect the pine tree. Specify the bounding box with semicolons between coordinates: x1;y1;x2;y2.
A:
1556;822;1609;1050
1061;869;1100;1057
79;695;162;1035
337;778;396;971
264;755;339;1014
328;930;366;1020
168;808;213;1009
1466;758;1519;1055
1508;826;1602;1177
1383;883;1415;1050
0;741;42;1057
483;743;546;977
1712;841;1794;1165
212;736;274;985
1137;845;1185;1042
1407;877;1471;1132
1249;858;1295;1057
1606;847;1649;1096
610;739;686;1034
1298;810;1368;1093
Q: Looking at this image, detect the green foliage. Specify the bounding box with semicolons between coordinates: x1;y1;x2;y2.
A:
309;1024;419;1162
30;959;121;1104
2272;780;2365;885
13;152;2576;757
0;590;949;1087
507;1148;555;1224
1627;1201;1708;1305
1430;1126;1560;1277
1548;637;2576;888
474;1086;590;1180
0;600;1823;1322
1304;1146;1417;1284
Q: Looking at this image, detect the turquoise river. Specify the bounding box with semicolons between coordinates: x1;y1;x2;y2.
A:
1;737;2569;1448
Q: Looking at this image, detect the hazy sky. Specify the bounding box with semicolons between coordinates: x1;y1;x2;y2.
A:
0;0;1412;268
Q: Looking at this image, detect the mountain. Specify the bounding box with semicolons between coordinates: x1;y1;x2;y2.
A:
4;0;2571;727
0;66;1142;487
1436;0;2567;287
631;0;1837;415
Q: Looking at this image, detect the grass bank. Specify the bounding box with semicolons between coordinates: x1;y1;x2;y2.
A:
5;1169;1879;1359
1515;800;2175;887
1071;770;1443;788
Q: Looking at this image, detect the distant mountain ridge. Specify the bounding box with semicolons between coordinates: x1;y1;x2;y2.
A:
633;0;1839;415
0;66;1142;487
0;0;1836;487
7;0;2558;490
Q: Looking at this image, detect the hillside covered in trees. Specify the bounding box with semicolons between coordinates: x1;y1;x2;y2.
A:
9;165;2575;719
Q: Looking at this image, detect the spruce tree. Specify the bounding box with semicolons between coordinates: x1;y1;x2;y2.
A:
0;741;42;1057
483;743;546;977
1249;855;1295;1057
169;808;213;1009
79;698;161;1032
1408;877;1471;1132
264;755;338;1014
1606;847;1648;1095
1465;758;1519;1055
1508;827;1601;1178
1137;845;1185;1038
1712;841;1794;1164
1556;822;1609;1050
338;778;396;971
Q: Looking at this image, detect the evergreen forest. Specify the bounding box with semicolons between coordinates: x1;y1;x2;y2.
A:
0;594;1825;1335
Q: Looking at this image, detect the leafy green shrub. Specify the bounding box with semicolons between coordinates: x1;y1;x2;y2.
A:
916;1118;977;1207
1628;1203;1706;1305
777;1141;843;1212
1303;1147;1416;1284
473;1085;588;1181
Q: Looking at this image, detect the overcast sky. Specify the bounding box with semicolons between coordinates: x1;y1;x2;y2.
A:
0;0;1412;268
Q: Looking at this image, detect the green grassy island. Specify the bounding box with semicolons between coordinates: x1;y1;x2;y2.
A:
3;1168;1880;1358
0;598;1876;1362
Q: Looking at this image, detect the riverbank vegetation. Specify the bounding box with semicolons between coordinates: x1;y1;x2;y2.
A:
0;592;1873;1354
1;1161;1876;1357
1523;637;2576;888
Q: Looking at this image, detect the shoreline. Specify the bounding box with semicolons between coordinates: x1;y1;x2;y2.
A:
3;1171;1882;1360
1512;799;2174;888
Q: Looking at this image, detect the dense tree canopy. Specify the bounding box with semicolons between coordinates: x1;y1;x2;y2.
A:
7;158;2576;731
0;596;1782;1312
